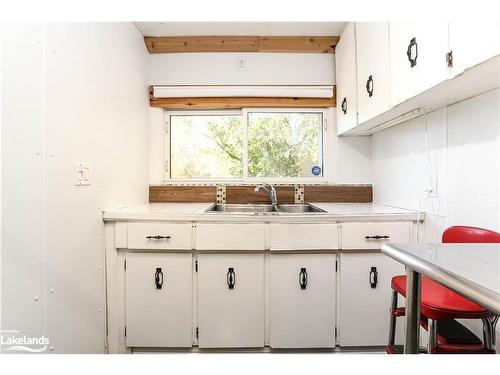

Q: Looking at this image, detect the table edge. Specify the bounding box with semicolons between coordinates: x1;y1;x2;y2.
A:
381;243;500;315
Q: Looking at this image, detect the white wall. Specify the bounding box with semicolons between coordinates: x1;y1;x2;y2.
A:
1;23;149;353
371;88;500;347
149;53;335;85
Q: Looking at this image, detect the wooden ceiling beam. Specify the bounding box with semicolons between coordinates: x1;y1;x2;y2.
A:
144;36;339;54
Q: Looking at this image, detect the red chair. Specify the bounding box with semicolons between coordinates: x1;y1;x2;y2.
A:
387;226;500;354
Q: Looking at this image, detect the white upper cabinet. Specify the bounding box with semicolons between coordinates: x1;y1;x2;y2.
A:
335;23;358;134
356;22;392;123
449;21;500;77
336;21;499;135
389;22;450;106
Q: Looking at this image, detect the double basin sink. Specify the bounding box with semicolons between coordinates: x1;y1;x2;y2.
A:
205;203;327;215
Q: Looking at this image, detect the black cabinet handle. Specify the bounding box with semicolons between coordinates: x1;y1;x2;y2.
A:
341;97;347;114
146;235;171;240
366;75;374;97
154;267;163;289
407;37;418;67
299;268;308;289
365;235;390;240
369;267;378;288
227;267;236;289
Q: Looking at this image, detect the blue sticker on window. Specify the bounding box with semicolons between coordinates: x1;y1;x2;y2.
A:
311;166;321;176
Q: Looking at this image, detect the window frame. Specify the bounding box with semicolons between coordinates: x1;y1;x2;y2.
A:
162;107;331;184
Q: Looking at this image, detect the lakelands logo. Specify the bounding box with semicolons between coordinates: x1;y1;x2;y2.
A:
0;330;50;353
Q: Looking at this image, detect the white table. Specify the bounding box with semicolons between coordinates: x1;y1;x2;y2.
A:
382;243;500;354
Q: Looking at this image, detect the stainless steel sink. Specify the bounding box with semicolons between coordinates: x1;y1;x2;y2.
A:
276;204;326;213
204;203;326;214
205;204;275;213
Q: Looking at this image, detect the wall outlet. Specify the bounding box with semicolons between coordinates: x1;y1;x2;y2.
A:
236;57;246;71
76;162;90;186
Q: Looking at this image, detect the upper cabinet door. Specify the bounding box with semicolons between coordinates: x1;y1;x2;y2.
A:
335;23;358;134
449;21;500;77
389;22;450;106
356;22;391;124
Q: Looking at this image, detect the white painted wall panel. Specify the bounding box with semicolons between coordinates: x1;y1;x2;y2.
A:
2;22;149;353
1;23;45;340
446;91;500;230
42;23;149;353
149;53;335;85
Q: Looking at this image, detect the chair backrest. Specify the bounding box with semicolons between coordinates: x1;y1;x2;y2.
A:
442;226;500;243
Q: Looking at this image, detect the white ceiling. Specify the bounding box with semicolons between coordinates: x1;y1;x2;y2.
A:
135;22;347;37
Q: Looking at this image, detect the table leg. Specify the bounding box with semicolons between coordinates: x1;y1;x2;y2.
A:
404;267;421;354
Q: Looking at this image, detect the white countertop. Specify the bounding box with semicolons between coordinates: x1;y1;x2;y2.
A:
382;243;500;314
102;203;423;222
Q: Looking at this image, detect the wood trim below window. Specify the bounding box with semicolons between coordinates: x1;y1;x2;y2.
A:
149;86;336;108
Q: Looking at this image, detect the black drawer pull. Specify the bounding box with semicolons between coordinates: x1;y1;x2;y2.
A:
299;268;308;289
227;267;236;289
154;267;163;289
146;235;171;240
369;267;378;288
365;235;390;240
341;97;347;114
407;37;418;67
366;75;374;97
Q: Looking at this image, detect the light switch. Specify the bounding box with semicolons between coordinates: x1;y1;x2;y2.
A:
76;162;91;186
236;57;246;71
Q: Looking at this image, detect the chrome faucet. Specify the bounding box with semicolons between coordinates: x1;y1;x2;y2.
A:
254;183;278;210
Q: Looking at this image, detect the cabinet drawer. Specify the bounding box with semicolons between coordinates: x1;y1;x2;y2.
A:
195;223;266;250
127;223;192;250
270;224;339;250
341;222;412;250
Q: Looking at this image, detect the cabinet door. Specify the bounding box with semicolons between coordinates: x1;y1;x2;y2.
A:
125;252;192;347
389;22;449;105
270;254;336;348
197;253;265;348
336;23;358;134
338;252;404;346
356;22;391;124
449;21;500;77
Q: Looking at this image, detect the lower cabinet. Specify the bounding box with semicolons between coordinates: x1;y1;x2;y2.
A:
270;254;336;348
197;253;265;348
125;252;193;347
338;252;404;346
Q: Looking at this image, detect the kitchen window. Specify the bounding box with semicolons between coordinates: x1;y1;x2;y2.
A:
164;108;329;182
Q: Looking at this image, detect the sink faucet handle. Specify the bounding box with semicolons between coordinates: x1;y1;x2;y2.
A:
254;183;278;206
